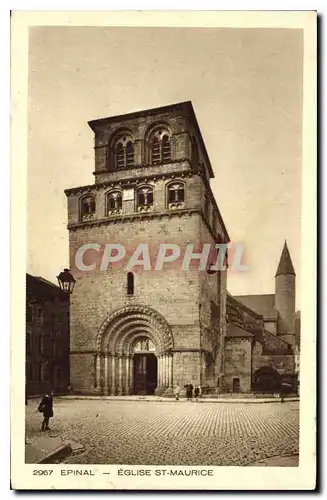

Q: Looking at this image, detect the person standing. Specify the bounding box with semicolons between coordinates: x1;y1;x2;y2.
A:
174;383;181;401
38;390;54;431
184;381;193;401
194;385;201;402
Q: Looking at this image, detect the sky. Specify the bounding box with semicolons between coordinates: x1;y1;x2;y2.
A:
27;26;303;307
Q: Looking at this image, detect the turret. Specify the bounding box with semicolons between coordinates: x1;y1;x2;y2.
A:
275;241;296;347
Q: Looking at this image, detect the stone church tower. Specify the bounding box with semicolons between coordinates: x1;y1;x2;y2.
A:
275;241;296;347
65;102;230;395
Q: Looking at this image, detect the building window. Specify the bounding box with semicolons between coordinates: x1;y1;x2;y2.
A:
136;186;154;213
116;142;125;169
26;304;33;322
106;191;122;216
35;307;43;325
149;129;171;165
80;195;96;222
127;272;134;295
232;378;240;393
126;141;134;167
113;135;134;169
162;135;171;162
167;182;185;210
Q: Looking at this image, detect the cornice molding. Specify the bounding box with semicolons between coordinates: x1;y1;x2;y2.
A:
67;207;200;231
93;158;192;177
65;164;202;196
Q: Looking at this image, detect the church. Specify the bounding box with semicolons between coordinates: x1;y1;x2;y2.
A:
65;101;298;395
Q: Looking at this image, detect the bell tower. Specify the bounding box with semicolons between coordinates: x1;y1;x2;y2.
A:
275;241;296;347
65;102;230;395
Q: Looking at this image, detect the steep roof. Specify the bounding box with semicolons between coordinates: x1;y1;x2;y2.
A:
262;329;293;354
226;323;254;339
275;241;296;277
26;273;68;303
233;294;277;320
227;293;293;354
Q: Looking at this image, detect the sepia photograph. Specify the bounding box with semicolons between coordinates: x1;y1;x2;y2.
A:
11;10;316;490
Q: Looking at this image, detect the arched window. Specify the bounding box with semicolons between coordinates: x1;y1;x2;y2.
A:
106;191;122;216
112;133;134;169
116;143;125;169
137;186;154;212
167;182;185;210
80;195;96;222
162;135;171;162
126;141;134;167
127;272;134;295
151;137;161;165
149;128;172;165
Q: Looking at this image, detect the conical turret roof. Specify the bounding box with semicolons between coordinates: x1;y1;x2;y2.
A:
275;241;296;277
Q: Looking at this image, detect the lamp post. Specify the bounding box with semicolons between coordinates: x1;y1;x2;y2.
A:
56;268;75;394
56;268;76;294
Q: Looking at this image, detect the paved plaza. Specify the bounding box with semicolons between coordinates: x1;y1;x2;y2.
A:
25;398;299;466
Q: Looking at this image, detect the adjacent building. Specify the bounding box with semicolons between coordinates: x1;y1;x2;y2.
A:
26;274;70;396
225;241;298;394
64;101;298;395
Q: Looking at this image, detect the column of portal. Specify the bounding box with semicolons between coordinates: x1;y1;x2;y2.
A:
157;355;160;388
118;353;123;395
156;355;159;387
125;355;130;394
163;354;167;388
129;355;134;394
104;350;109;395
160;355;163;387
168;354;172;388
111;354;116;395
95;353;101;389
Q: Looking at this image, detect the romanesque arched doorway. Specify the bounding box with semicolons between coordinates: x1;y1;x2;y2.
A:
95;305;174;395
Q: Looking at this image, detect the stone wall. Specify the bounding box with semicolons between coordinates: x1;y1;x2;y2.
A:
224;338;252;393
252;341;295;375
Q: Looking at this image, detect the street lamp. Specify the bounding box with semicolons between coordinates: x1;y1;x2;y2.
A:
57;268;76;294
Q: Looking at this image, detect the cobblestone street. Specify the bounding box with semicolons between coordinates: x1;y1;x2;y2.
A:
25;398;299;466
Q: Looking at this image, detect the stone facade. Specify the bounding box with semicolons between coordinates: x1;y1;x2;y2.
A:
65;102;229;395
65;102;298;396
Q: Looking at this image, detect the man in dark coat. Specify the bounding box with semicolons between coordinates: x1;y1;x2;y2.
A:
38;390;54;431
184;382;193;401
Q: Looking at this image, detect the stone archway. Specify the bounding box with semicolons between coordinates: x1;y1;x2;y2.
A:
253;366;281;393
95;305;174;395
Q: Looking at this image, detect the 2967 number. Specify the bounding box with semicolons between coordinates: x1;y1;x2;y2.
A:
33;470;53;475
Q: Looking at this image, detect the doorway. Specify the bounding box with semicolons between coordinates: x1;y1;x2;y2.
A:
133;353;157;395
232;378;240;393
